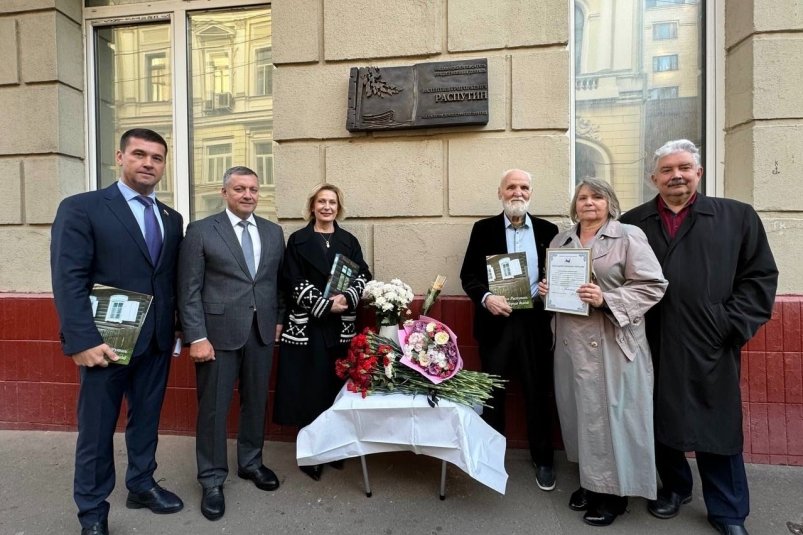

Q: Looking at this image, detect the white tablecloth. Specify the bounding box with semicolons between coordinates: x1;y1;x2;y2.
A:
296;386;508;494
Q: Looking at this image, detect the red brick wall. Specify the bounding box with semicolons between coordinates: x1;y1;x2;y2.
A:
1;293;801;465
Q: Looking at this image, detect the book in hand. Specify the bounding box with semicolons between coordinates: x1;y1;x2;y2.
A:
89;284;153;365
485;252;533;310
322;253;360;299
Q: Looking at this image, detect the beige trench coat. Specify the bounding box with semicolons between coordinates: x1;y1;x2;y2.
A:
550;220;667;498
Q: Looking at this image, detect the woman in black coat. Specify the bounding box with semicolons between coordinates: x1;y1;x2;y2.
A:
274;184;371;481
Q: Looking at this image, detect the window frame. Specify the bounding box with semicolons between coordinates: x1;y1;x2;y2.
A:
83;0;268;221
652;21;678;40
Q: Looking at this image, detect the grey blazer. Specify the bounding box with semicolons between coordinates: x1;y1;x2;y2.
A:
178;211;285;350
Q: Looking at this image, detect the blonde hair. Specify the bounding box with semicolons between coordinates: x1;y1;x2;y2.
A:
302;183;346;222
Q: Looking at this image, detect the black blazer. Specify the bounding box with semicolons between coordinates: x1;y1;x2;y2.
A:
51;183;183;356
460;212;558;345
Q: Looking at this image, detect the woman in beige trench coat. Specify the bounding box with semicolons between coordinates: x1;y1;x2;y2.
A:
539;178;667;527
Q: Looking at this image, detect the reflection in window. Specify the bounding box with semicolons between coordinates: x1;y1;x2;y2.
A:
254;142;274;186
573;1;703;209
653;54;679;72
653;22;678;40
646;0;697;7
208;52;231;95
206;144;232;184
255;47;273;96
188;7;275;221
92;23;174;207
146;53;168;102
649;86;679;99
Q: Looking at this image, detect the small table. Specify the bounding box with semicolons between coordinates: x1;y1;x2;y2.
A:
296;386;508;498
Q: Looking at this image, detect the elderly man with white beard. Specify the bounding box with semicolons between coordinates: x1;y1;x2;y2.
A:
460;169;560;491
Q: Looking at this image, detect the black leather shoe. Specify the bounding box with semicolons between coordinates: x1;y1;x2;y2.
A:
299;464;323;481
647;489;692;519
201;486;225;521
583;496;627;527
708;519;749;535
126;483;184;514
533;463;556;491
237;465;280;491
328;459;345;470
569;487;591;511
80;520;109;535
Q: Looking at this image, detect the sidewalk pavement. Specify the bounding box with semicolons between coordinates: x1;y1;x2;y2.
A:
0;430;801;535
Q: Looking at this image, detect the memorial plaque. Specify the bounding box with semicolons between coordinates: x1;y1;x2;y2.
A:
347;58;489;131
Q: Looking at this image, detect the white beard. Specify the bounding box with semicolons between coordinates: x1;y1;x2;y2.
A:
503;199;530;219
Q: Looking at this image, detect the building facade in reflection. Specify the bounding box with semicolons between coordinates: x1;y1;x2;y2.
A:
574;0;701;209
95;7;275;220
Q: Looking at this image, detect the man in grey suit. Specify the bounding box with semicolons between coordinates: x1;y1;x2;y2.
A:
178;166;285;521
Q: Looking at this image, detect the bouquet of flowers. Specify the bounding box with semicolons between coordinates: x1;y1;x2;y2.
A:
336;327;505;408
399;316;462;384
362;279;414;326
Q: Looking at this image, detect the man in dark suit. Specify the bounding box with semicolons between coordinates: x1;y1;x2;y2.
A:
460;168;559;491
621;140;777;535
178;166;285;521
51;128;184;535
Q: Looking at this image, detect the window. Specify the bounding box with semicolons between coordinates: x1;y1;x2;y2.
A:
649;86;679;99
646;0;698;7
206;144;232;184
86;3;275;222
653;22;678;40
653;54;679;72
208;52;231;95
254;141;274;186
146;53;168;102
255;47;273;96
573;0;704;208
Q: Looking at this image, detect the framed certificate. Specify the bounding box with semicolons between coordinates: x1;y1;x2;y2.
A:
543;248;592;316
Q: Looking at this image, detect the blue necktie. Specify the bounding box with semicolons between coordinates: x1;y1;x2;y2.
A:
135;195;163;264
239;220;256;278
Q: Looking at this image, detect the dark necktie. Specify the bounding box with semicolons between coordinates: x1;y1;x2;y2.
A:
135;195;163;264
239;220;256;278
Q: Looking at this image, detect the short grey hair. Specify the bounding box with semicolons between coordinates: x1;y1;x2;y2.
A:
570;177;621;223
499;169;533;188
223;166;258;187
652;139;701;173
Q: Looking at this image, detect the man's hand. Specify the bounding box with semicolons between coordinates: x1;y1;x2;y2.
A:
274;324;283;343
484;294;513;317
329;294;348;313
71;343;119;367
189;339;215;363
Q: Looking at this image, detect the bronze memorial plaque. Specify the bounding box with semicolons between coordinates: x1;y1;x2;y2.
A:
347;58;489;131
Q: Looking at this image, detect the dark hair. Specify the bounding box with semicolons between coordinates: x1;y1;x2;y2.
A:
223;166;259;187
119;128;168;155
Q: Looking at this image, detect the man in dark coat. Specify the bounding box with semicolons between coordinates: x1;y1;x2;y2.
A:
460;169;559;491
620;140;778;535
